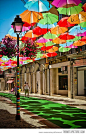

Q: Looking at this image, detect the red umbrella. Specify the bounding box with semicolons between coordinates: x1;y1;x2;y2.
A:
58;33;75;40
33;26;51;35
80;36;86;42
41;46;53;51
82;3;86;12
47;52;57;57
21;36;36;42
58;17;75;27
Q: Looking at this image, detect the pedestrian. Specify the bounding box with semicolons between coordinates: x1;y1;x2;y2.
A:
24;82;30;97
14;83;17;96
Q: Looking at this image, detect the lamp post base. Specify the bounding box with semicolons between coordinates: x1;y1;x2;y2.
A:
16;115;20;120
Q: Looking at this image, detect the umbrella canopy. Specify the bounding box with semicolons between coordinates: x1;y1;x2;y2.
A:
78;22;86;28
32;26;51;35
73;40;86;46
46;46;58;53
24;30;39;38
82;3;86;12
36;37;52;43
37;22;57;28
58;17;75;27
52;37;66;44
47;52;57;57
57;4;83;15
50;25;68;35
45;41;55;47
68;11;86;24
65;44;78;48
69;25;86;36
24;0;52;12
38;12;58;25
59;46;71;52
43;32;57;39
80;36;86;42
59;41;73;47
41;46;53;51
76;31;86;36
51;0;82;8
20;10;43;24
58;33;75;40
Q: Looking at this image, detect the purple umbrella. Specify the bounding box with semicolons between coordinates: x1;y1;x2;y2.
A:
52;0;82;8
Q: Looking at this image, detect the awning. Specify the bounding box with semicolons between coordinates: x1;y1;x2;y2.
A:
7;80;14;83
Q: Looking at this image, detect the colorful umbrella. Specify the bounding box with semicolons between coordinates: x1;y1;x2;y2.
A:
58;33;75;40
46;46;58;53
76;31;86;36
50;25;68;35
47;52;57;57
65;44;78;48
59;41;73;47
78;22;86;28
82;3;86;12
36;37;52;43
68;11;86;24
24;0;52;12
58;17;75;27
52;37;66;44
73;40;86;46
24;30;39;38
37;22;57;28
32;26;51;35
59;46;71;52
38;12;58;25
43;32;57;39
41;46;53;51
69;25;86;36
20;10;43;24
45;41;55;47
5;34;17;40
51;0;82;8
57;3;83;15
80;36;86;42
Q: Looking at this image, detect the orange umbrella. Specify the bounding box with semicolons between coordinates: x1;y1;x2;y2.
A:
46;46;58;53
51;25;68;34
73;40;86;46
52;37;66;44
5;34;17;40
24;30;39;38
20;10;43;24
68;11;86;24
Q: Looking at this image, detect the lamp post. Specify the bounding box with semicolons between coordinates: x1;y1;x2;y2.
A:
11;15;24;120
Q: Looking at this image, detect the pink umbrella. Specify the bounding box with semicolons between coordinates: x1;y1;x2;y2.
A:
65;44;78;48
51;0;82;8
76;31;86;37
36;37;52;43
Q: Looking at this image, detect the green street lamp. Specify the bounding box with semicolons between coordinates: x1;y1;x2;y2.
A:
11;15;24;120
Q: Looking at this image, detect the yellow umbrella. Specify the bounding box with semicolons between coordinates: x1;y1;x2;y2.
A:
73;40;86;46
36;42;45;46
46;46;58;53
24;30;39;38
51;25;68;34
52;37;66;44
68;11;86;24
20;10;43;24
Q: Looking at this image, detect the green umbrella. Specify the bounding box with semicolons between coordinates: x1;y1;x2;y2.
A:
38;12;58;24
59;47;71;52
67;36;81;42
43;32;57;39
57;3;83;15
36;51;43;58
78;22;86;28
45;41;55;47
11;56;17;61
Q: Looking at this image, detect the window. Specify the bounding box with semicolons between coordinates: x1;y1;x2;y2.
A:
59;75;68;90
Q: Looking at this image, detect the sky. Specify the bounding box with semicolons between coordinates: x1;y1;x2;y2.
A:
0;0;86;41
0;0;26;41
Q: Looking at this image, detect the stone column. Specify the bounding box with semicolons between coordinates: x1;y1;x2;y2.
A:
50;68;54;96
44;69;47;95
33;72;36;93
68;65;71;98
40;71;43;94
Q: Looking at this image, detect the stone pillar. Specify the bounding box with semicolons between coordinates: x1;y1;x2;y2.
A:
43;71;45;95
40;71;43;94
68;65;71;98
44;69;47;95
21;74;24;91
50;68;54;96
33;72;36;93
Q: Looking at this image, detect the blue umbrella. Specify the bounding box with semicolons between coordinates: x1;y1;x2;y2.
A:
8;28;25;38
69;25;86;36
37;22;57;28
24;0;52;12
59;42;73;47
